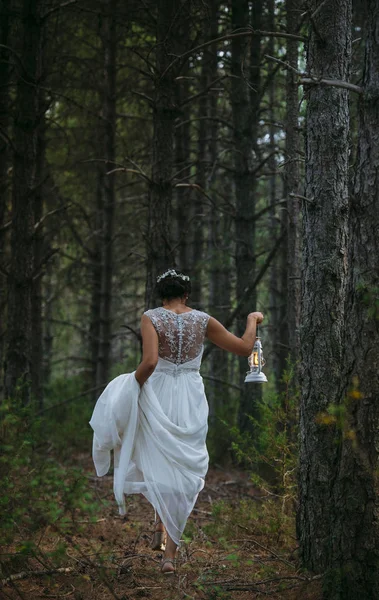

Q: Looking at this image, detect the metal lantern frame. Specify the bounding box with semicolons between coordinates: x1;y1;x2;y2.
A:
244;331;268;384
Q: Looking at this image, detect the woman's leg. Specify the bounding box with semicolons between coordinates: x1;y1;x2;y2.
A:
155;514;165;532
161;533;177;573
151;513;166;550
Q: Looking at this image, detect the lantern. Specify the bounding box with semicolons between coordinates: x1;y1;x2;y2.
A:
244;336;268;384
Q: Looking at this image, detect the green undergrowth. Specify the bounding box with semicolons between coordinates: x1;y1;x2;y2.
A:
204;496;295;549
43;355;139;458
43;373;93;456
217;364;299;514
184;495;297;599
0;396;100;580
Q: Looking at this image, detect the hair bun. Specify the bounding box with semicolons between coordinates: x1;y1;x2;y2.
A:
155;269;191;301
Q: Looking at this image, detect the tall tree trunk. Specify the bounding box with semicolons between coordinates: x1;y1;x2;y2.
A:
175;75;191;274
145;0;180;307
31;104;46;406
285;0;301;378
297;0;351;579
267;0;282;391
97;0;117;387
0;0;11;400
231;0;262;434
4;0;42;402
208;207;232;417
322;2;379;596
42;261;53;387
207;0;230;416
89;174;102;394
192;39;211;308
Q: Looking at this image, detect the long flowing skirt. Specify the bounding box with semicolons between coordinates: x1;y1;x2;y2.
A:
89;357;209;546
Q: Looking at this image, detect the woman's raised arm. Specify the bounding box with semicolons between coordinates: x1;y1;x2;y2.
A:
206;312;264;357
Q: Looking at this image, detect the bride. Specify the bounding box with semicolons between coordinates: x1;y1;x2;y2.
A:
90;269;264;574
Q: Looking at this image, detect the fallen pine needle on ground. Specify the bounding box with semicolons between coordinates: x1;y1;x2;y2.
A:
1;458;322;600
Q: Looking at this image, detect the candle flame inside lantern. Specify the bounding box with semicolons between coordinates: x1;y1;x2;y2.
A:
245;337;268;383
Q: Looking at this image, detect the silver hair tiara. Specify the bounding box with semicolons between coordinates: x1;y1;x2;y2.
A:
156;269;190;283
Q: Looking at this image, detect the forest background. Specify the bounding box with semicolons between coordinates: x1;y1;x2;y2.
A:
1;0;378;599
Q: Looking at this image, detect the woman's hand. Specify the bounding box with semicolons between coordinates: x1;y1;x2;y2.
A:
248;311;264;324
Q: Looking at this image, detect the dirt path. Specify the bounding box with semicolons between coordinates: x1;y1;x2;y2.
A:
2;463;321;600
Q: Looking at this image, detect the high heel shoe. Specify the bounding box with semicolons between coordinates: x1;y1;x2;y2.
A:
161;558;175;574
151;521;166;551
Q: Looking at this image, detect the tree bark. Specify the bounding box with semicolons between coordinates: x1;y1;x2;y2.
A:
89;174;102;394
285;0;301;377
145;0;181;307
42;261;53;387
4;0;42;403
297;0;351;578
175;74;191;274
97;0;117;387
231;0;262;434
267;0;282;392
321;2;379;596
190;60;207;309
31;101;46;407
205;0;228;416
0;0;11;401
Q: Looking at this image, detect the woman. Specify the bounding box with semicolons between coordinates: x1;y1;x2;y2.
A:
90;269;263;574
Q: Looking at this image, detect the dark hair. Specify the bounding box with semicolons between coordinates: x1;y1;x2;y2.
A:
156;270;191;301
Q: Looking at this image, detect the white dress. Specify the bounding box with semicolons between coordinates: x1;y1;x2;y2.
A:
89;307;210;546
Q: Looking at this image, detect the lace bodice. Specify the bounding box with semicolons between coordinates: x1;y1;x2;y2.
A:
144;307;210;365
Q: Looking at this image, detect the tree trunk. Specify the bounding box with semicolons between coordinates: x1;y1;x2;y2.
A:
145;0;181;307
42;261;53;387
267;0;282;391
321;2;379;596
0;0;11;401
297;0;351;579
231;0;262;434
191;39;211;308
175;74;191;274
285;0;301;377
97;0;117;387
89;174;102;394
31;103;46;407
206;0;227;416
4;0;42;403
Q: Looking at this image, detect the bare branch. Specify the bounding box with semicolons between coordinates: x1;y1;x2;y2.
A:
121;324;142;344
131;90;154;105
180;75;229;107
203;234;284;361
2;567;75;586
300;76;362;94
161;28;306;79
264;54;363;94
202;374;242;391
0;220;11;234
42;0;77;20
176;115;233;131
34;203;71;233
36;383;109;415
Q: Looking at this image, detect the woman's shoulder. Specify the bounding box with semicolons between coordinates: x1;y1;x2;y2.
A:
143;307;159;315
192;309;210;319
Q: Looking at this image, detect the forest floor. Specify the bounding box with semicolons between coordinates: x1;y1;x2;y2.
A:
2;457;322;600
